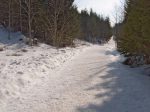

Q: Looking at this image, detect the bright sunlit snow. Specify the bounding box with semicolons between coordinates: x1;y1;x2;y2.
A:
0;28;150;112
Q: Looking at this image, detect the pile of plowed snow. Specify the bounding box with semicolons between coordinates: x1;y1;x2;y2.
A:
0;28;91;105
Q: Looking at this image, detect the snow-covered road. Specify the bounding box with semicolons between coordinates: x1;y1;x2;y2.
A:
3;39;150;112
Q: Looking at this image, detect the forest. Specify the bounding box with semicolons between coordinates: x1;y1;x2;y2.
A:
0;0;149;66
114;0;150;67
0;0;112;47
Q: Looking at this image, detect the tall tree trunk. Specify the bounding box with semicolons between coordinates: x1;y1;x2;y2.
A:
8;0;12;40
53;12;57;46
19;0;22;32
28;0;32;40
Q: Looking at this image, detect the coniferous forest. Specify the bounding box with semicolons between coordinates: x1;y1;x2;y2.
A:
114;0;150;66
0;0;112;47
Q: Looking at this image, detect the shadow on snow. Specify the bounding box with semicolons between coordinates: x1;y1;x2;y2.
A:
76;48;150;112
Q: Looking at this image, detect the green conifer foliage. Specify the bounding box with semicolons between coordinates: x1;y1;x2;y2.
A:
118;0;150;55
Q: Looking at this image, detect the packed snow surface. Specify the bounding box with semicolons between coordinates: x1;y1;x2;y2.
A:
0;29;150;112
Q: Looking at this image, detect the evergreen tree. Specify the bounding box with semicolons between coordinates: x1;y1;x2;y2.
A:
118;0;150;56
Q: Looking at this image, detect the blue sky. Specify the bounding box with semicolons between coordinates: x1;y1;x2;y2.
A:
74;0;125;25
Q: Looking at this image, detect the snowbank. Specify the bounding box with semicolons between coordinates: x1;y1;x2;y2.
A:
0;29;91;107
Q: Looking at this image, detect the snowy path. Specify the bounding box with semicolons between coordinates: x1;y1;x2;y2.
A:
4;39;150;112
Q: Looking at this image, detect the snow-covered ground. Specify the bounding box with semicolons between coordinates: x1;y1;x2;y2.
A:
1;28;150;112
0;28;91;111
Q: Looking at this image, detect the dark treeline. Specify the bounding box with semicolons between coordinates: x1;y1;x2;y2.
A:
114;0;150;66
0;0;112;47
80;10;112;43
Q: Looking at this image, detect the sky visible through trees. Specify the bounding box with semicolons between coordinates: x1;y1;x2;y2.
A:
74;0;125;26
